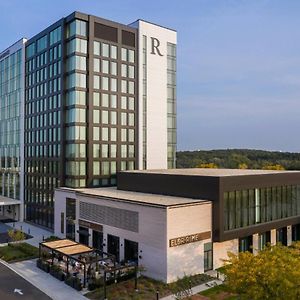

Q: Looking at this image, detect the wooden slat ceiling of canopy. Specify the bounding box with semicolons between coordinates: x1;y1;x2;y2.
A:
42;239;78;249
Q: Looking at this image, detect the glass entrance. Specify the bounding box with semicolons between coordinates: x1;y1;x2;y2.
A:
239;236;253;252
277;227;287;246
107;234;120;262
124;239;138;263
92;230;103;252
79;226;89;246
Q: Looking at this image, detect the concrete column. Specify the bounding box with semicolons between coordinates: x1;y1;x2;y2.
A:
120;238;125;262
252;233;259;254
287;225;292;246
75;223;79;242
271;229;277;245
102;232;108;253
88;228;93;247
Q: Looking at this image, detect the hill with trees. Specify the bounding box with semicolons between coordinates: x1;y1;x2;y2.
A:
176;149;300;170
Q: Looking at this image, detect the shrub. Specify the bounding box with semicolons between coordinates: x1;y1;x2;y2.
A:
8;229;25;242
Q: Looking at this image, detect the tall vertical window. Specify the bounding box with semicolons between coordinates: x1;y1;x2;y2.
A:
167;43;176;168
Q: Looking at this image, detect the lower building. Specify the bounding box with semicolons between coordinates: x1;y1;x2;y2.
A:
54;168;300;282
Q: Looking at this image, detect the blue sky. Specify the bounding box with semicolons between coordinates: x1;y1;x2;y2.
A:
1;0;300;152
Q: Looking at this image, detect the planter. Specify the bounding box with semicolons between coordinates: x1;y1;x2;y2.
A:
50;269;65;281
37;259;50;273
64;275;82;291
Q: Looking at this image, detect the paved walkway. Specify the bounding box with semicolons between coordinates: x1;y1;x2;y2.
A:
6;222;52;247
4;259;88;300
160;279;223;300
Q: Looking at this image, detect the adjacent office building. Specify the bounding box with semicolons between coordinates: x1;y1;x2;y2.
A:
0;39;26;222
55;168;300;282
20;11;177;228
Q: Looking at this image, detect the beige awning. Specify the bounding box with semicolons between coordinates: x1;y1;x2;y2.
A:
42;239;77;249
56;244;93;255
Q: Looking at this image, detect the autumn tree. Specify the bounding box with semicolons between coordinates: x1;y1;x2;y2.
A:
8;229;25;243
223;243;300;300
262;164;285;170
196;163;218;169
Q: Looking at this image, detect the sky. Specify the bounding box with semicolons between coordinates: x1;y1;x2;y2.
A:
1;0;300;152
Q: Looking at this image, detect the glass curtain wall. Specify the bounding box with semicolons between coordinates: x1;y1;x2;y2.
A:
0;49;22;201
65;20;88;188
224;185;300;231
25;26;62;228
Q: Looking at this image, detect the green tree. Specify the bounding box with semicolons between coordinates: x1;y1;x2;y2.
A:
223;243;300;300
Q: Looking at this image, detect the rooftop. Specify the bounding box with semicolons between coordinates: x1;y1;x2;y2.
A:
122;168;300;177
57;187;209;208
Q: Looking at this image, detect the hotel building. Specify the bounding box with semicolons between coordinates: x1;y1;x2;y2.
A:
55;168;300;282
21;11;177;229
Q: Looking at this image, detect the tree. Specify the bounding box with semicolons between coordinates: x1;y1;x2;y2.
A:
238;163;248;169
262;164;285;170
223;243;300;300
8;229;25;243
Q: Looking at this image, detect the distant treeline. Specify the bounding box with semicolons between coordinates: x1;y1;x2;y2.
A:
176;149;300;170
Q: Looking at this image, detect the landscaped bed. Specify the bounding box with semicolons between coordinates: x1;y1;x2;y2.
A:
0;243;39;262
199;284;237;300
86;273;212;300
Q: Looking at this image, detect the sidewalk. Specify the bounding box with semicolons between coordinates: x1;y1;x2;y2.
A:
7;221;52;247
5;259;88;300
160;279;223;300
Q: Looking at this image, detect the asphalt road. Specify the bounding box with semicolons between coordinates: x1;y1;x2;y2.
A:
0;262;52;300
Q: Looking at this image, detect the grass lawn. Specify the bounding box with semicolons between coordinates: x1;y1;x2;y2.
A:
199;284;237;300
0;243;39;262
86;273;212;300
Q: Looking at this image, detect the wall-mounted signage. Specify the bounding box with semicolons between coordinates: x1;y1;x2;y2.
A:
78;219;103;232
169;231;211;247
150;37;163;56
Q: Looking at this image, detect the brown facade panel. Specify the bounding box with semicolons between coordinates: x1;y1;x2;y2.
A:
122;30;135;47
94;22;118;42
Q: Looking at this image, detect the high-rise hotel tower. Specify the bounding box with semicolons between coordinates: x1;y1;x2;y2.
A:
0;12;177;229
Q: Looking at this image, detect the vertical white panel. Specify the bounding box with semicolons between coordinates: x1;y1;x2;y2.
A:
131;20;177;170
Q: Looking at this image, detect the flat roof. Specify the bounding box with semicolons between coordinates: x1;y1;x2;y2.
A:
0;196;21;206
41;239;93;256
122;168;300;177
57;187;210;208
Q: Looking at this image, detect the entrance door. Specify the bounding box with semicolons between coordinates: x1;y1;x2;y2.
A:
92;230;103;252
107;234;120;262
79;226;89;246
124;239;138;263
277;227;287;246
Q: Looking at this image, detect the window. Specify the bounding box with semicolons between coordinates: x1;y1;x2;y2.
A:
66;55;86;72
67;20;87;37
67;38;87;55
102;43;109;57
102;60;109;74
111;45;117;59
66;91;86;106
37;35;47;52
204;243;213;271
94;41;100;56
50;27;61;45
67;73;86;89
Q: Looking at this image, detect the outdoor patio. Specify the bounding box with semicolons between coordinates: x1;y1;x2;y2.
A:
38;238;139;293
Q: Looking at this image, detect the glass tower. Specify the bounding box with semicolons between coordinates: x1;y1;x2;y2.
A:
0;38;26;221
